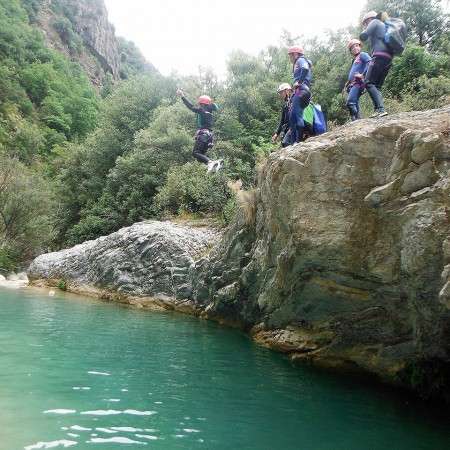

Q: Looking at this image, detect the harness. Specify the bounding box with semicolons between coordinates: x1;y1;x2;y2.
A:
195;128;213;143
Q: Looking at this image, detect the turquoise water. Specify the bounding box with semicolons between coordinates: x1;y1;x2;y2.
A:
0;285;449;450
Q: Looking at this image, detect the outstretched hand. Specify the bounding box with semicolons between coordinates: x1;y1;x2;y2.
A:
176;89;184;97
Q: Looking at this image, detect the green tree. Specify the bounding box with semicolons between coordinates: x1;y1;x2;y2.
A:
0;156;53;263
384;45;450;98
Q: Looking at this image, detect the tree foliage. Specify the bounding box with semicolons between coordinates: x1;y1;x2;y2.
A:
0;157;53;265
0;0;448;268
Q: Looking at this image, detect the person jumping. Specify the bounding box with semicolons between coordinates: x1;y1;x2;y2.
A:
177;89;221;173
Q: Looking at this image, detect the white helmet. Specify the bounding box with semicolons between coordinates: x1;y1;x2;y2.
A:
277;83;291;93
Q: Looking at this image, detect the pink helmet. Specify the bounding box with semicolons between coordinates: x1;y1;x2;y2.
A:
197;95;212;105
362;10;377;25
288;45;304;55
348;39;362;50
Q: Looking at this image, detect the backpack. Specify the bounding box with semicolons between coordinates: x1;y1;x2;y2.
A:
378;13;407;55
312;103;326;135
303;103;314;127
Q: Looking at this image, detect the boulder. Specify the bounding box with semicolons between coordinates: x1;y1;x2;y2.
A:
28;221;221;313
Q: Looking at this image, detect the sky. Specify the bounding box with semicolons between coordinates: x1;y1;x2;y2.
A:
103;0;370;77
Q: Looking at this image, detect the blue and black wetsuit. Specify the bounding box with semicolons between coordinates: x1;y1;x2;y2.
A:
346;52;370;120
181;96;219;164
290;56;312;144
360;19;394;112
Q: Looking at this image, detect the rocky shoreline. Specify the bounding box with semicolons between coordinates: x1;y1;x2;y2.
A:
28;107;450;398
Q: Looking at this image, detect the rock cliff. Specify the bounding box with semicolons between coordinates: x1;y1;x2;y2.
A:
67;0;120;79
39;0;121;84
200;107;450;385
28;107;450;391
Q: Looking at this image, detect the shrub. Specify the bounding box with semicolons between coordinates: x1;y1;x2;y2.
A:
156;162;233;217
56;279;67;291
401;75;450;111
0;241;21;273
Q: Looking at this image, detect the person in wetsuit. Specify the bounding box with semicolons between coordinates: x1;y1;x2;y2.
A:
345;39;370;121
272;83;293;148
177;89;220;172
287;45;313;144
360;10;394;118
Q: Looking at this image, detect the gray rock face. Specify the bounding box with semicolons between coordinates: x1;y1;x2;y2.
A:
67;0;121;79
28;107;450;386
198;107;450;383
28;221;220;313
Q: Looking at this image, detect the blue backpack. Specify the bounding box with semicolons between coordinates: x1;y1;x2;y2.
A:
384;18;407;55
377;12;407;55
312;103;326;135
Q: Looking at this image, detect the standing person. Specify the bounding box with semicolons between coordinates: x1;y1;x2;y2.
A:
345;39;370;121
287;46;312;144
177;89;221;173
272;83;292;148
359;10;394;118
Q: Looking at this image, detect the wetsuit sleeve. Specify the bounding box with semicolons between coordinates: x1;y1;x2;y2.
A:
361;52;371;74
361;52;371;63
360;20;377;41
276;108;286;135
181;96;201;113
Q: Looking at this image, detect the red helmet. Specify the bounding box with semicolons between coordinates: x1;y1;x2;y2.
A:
362;10;377;25
288;45;304;55
197;95;212;105
348;39;362;51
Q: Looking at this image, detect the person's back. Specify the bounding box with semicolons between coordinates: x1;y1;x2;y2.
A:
359;10;394;118
360;18;393;55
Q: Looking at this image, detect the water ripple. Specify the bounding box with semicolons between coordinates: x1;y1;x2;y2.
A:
25;440;77;449
88;437;147;444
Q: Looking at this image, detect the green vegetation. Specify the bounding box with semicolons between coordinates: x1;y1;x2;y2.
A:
56;279;67;291
0;0;448;269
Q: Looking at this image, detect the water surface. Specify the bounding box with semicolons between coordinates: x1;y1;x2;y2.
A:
0;285;449;449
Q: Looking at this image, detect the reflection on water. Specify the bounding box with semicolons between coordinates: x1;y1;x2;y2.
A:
1;285;449;450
